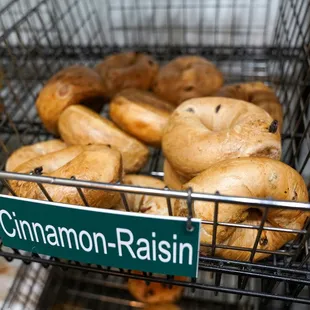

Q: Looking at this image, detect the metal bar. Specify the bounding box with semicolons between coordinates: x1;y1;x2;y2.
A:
1;179;17;196
211;191;220;257
71;176;89;207
1;172;309;211
201;219;306;234
165;186;173;216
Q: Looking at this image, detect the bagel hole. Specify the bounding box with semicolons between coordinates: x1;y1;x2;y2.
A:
184;86;194;92
79;96;107;114
247;208;263;218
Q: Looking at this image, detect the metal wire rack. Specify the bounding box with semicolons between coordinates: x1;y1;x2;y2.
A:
0;0;310;309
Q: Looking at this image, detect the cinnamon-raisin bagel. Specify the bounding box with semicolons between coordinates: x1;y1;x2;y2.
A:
152;56;223;105
163;160;188;190
58;105;149;173
128;271;185;304
95;52;158;98
36;65;106;134
123;175;171;216
162;97;281;179
5;139;66;172
216;81;283;130
110;89;173;147
174;157;309;262
10;145;122;209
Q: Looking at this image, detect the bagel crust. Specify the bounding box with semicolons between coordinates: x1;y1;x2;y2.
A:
152;56;223;105
110;89;173;146
5;139;66;172
174;157;309;262
162;97;281;178
123;174;170;215
58;105;149;173
36;65;106;134
11;145;122;209
163;160;188;190
216;81;283;130
128;271;184;304
95;52;159;97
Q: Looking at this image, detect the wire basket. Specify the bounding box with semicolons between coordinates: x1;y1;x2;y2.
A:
0;0;310;308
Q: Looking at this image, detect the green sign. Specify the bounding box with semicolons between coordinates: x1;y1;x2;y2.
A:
0;195;200;278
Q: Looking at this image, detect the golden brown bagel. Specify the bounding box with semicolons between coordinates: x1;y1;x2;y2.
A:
174;157;309;262
95;52;159;97
123;175;171;215
216;81;283;130
11;145;122;209
128;271;185;304
5;139;66;172
163;160;188;190
36;65;106;134
162;97;281;179
110;89;173;146
152;56;223;105
58;105;149;173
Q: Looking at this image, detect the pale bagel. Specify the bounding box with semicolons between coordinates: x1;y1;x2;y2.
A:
174;157;309;262
58;105;149;173
110;89;173;146
216;81;283;130
5;139;66;172
162;97;281;179
10;145;122;209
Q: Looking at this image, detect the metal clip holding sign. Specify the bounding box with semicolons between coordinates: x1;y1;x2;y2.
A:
186;187;194;232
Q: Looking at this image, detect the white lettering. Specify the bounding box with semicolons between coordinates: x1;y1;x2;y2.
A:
58;227;79;250
158;241;171;263
20;220;34;241
46;225;60;246
136;238;150;260
173;234;177;263
0;210;15;237
79;230;93;252
179;243;193;265
32;223;46;244
93;232;107;254
116;228;136;258
151;232;156;261
14;219;22;238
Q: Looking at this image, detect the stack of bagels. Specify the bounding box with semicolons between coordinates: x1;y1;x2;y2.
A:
5;52;309;306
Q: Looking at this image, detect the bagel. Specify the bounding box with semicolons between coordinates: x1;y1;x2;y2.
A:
162;97;281;179
216;81;283;130
95;52;159;97
128;271;184;304
5;139;66;172
110;89;173;146
10;145;122;209
58;105;149;173
152;56;223;105
163;160;188;190
123;175;170;215
174;157;309;262
36;65;106;134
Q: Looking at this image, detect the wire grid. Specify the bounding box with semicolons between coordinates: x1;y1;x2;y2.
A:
0;0;309;308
